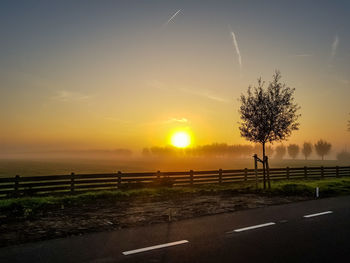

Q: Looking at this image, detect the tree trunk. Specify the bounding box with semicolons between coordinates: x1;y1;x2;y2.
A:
262;142;266;189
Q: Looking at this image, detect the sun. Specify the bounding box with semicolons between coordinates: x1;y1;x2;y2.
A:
171;131;191;148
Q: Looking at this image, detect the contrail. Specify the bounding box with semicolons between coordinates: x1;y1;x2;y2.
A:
163;9;181;27
330;34;339;60
229;28;242;68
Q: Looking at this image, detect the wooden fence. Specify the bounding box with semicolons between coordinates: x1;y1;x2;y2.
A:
0;166;350;198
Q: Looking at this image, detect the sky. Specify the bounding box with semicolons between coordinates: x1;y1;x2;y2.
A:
1;0;350;154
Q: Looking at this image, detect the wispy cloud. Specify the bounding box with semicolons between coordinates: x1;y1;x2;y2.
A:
148;80;228;103
163;118;189;124
148;79;168;90
330;34;339;60
162;9;181;28
205;94;229;103
134;118;189;127
52;90;91;102
180;88;229;103
293;54;313;57
335;78;349;85
229;27;242;68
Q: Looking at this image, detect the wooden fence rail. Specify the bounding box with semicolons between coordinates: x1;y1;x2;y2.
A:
0;165;350;198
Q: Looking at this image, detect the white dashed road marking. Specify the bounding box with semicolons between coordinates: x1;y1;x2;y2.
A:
227;222;276;233
303;211;333;218
124;210;335;256
122;240;189;255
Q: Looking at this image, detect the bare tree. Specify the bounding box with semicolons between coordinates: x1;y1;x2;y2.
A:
301;142;313;160
274;145;287;159
314;140;332;160
238;71;300;188
287;144;300;159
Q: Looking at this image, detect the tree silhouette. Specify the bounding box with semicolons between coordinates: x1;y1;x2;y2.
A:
274;145;286;159
314;140;332;160
143;143;257;158
301;142;312;160
287;144;300;159
238;71;300;188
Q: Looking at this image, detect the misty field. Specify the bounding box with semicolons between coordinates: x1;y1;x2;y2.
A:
0;157;348;178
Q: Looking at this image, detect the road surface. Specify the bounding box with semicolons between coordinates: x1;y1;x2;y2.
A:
1;195;350;262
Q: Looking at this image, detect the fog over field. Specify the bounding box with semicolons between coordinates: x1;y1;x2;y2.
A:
1;142;349;177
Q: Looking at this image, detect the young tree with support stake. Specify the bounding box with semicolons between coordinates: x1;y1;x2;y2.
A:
238;71;300;189
287;144;300;159
314;139;332;160
274;144;287;159
302;142;313;160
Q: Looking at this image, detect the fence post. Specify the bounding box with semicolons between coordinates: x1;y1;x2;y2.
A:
266;157;271;189
117;171;122;188
304;166;308;179
14;175;20;197
244;168;248;181
219;169;222;184
190;170;194;185
254;155;258;189
286;167;290;180
70;172;75;193
321;166;324;178
336;166;339;177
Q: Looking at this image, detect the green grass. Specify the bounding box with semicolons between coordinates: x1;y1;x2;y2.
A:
269;177;350;196
2;177;350;218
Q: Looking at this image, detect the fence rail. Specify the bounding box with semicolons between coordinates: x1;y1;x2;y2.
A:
1;165;350;198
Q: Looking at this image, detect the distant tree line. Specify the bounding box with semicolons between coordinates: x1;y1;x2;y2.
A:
143;143;254;158
143;139;336;160
142;143;274;158
273;140;332;160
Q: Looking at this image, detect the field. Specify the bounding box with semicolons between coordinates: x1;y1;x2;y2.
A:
0;157;348;178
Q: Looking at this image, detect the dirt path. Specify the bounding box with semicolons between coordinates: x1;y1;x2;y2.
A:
0;193;309;247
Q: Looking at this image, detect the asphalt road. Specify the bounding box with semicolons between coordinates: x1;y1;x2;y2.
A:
1;196;350;263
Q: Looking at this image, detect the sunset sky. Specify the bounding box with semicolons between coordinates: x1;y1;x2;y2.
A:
1;0;350;154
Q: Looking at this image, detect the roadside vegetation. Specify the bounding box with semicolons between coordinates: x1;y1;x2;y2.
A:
2;177;350;219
